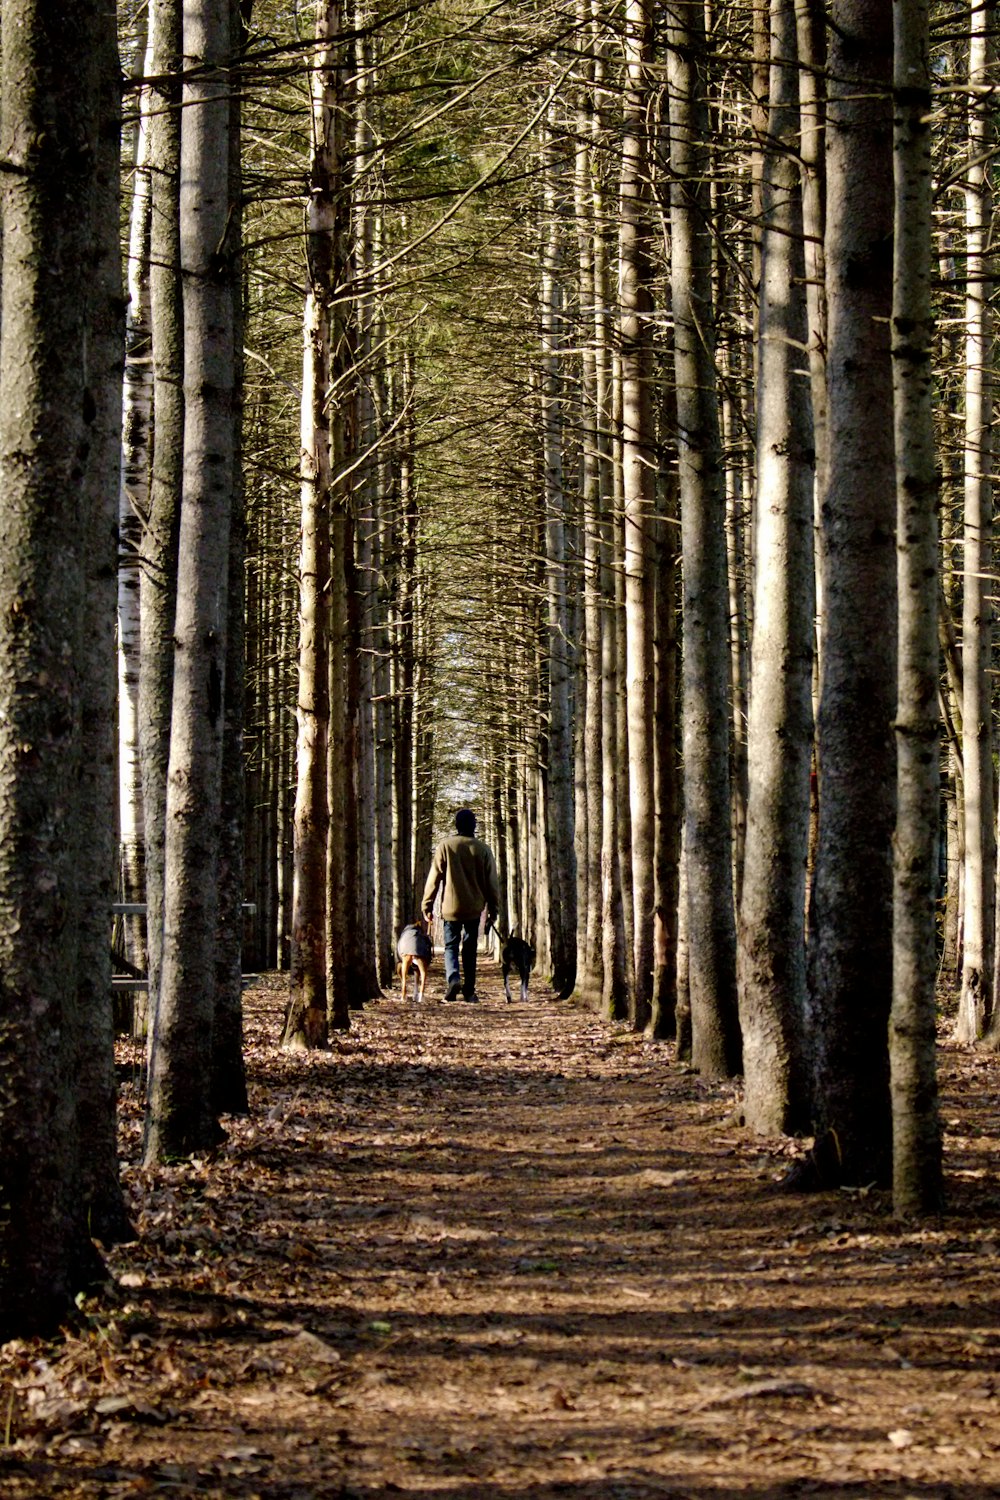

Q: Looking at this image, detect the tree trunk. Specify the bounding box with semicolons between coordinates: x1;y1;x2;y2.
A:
594;125;630;1023
737;0;814;1136
956;12;995;1044
619;0;657;1031
574;32;604;1008
140;0;183;1044
0;0;107;1334
76;6;134;1243
651;342;681;1038
328;479;355;1030
118;23;153;973
392;350;418;930
666;0;741;1078
145;0;236;1160
807;0;895;1187
540;112;577;999
213;14;248;1117
890;0;943;1212
794;0;828;499
284;0;342;1050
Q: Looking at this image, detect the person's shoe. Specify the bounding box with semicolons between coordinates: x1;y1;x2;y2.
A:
464;991;480;1004
443;982;461;1003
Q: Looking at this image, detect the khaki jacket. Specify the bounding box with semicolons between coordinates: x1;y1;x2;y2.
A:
422;834;500;923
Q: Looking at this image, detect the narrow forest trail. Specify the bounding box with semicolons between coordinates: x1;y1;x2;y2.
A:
3;969;1000;1498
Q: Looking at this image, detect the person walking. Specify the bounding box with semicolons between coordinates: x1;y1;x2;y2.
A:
422;808;500;1003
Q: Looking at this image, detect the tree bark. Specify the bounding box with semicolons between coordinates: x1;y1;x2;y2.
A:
807;0;895;1186
0;0;108;1333
573;27;604;1009
619;0;657;1032
890;0;943;1212
540;111;577;999
213;5;249;1116
956;11;995;1044
118;20;153;974
737;0;814;1136
284;0;342;1050
76;4;134;1242
145;0;237;1160
666;0;741;1078
140;0;183;1044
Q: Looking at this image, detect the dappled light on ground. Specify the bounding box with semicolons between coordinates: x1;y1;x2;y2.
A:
2;971;999;1497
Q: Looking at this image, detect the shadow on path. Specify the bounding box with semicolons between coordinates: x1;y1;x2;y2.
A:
2;968;999;1498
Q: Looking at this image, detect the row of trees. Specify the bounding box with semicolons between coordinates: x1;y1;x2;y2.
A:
0;0;996;1334
0;0;249;1333
235;0;963;1216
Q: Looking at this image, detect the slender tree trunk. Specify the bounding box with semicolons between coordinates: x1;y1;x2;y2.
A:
807;0;895;1186
890;0;943;1211
956;12;995;1044
540;112;577;998
574;27;604;1008
393;350;418;930
650;484;680;1040
737;0;814;1136
118;25;153;972
794;0;828;499
666;0;741;1078
595;145;630;1023
140;0;183;1045
76;6;134;1243
328;453;355;1029
613;404;636;1008
213;8;248;1116
0;0;107;1334
722;357;749;910
619;0;657;1030
651;281;681;1039
145;0;236;1160
412;584;436;901
284;0;342;1050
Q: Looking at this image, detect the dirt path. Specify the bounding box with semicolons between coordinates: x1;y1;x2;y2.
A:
3;965;1000;1498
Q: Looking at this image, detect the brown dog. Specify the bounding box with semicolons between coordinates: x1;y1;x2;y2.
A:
396;919;433;1002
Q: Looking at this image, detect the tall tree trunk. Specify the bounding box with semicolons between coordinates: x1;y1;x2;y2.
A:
213;4;248;1116
737;0;814;1136
619;0;657;1030
0;0;107;1334
595;125;630;1023
574;27;604;1008
651;314;681;1038
145;0;236;1160
412;582;436;902
613;403;636;1008
807;0;895;1186
284;0;342;1051
328;408;356;1028
890;0;943;1211
118;23;153;973
540;111;577;998
666;0;741;1078
956;11;995;1044
794;0;828;497
76;4;134;1243
140;0;183;1044
392;349;418;931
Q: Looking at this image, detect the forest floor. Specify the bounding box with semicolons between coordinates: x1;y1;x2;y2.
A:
2;968;1000;1499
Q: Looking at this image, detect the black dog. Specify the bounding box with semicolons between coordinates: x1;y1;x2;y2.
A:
501;933;535;1004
